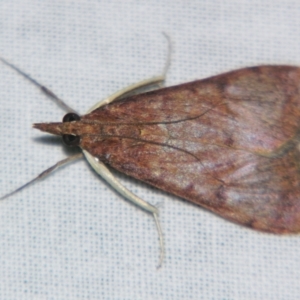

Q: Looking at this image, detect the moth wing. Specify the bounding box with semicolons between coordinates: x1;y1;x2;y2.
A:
82;66;300;233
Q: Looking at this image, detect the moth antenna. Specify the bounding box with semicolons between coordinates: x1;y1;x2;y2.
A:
0;153;83;201
0;57;78;114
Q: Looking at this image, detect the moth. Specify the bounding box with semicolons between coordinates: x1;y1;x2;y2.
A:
1;56;300;266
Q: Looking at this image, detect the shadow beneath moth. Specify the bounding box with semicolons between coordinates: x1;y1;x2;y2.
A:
2;55;300;267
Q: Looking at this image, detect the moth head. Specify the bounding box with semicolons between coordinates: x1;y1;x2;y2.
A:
61;112;81;146
33;112;82;147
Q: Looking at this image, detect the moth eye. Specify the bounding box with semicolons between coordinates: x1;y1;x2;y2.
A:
63;112;81;123
62;134;81;146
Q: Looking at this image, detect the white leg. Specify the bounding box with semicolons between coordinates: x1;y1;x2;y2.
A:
86;33;172;113
86;75;165;113
83;150;164;268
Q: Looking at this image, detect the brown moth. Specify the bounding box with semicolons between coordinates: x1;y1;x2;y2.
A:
35;65;300;234
2;58;300;265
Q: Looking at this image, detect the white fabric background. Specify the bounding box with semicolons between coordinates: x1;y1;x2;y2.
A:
0;0;300;299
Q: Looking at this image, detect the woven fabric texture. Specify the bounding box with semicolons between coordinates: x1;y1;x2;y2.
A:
0;1;300;299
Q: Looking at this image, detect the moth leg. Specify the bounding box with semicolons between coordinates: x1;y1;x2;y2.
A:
160;32;172;87
86;33;172;113
83;150;164;268
1;153;83;201
85;75;166;113
0;57;77;114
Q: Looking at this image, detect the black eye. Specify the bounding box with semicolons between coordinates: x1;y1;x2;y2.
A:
62;134;81;146
63;113;81;123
